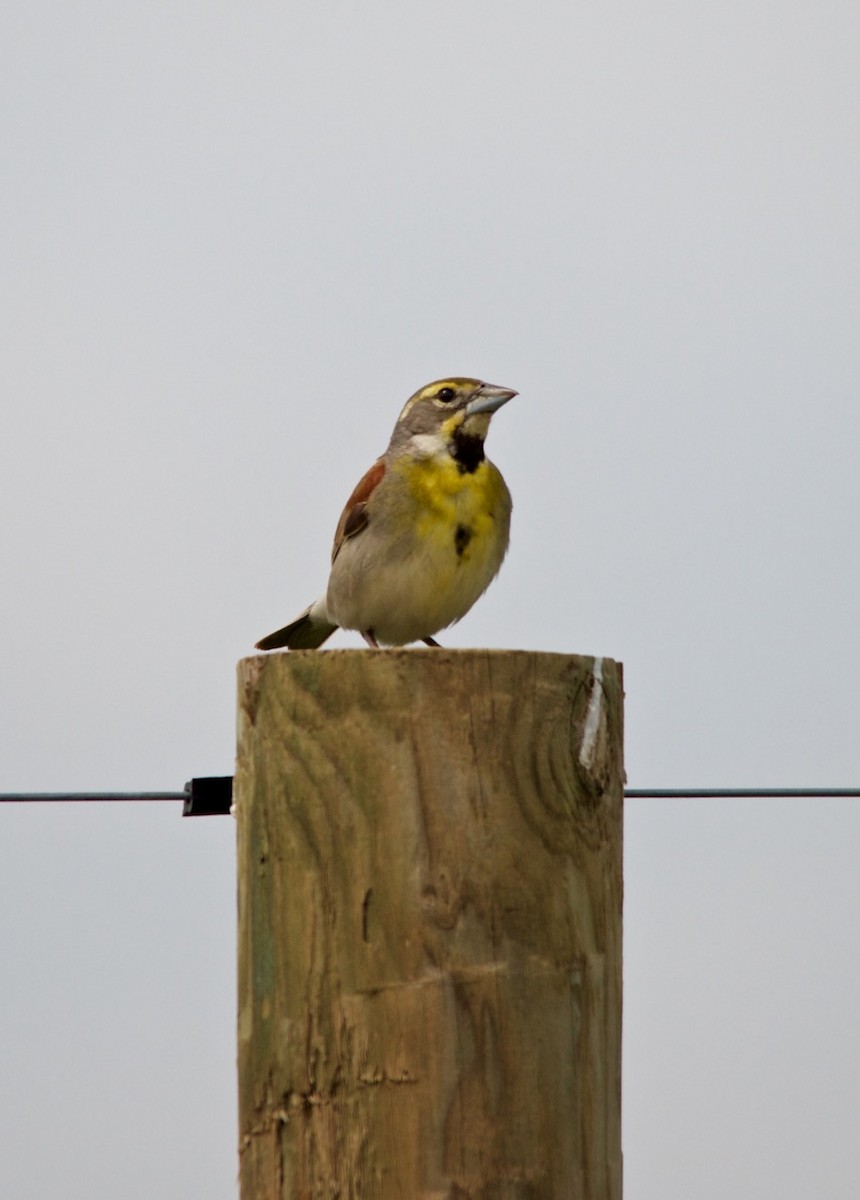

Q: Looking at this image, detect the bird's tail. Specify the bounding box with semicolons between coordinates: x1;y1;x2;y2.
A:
255;599;337;651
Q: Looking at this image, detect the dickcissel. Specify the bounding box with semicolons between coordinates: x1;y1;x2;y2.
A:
255;376;516;651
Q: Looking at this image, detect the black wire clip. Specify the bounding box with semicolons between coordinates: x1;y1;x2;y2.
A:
182;777;234;816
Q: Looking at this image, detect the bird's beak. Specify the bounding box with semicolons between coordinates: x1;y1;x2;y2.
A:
464;383;518;417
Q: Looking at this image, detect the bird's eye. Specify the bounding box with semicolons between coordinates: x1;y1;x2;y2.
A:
437;387;456;402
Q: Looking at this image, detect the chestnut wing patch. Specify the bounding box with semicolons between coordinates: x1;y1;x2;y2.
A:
331;458;386;563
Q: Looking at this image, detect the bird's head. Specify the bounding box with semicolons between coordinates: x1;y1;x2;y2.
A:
390;377;517;469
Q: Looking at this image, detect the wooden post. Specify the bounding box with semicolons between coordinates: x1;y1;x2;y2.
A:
235;649;623;1199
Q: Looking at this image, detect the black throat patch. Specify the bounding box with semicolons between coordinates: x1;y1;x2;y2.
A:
450;430;485;474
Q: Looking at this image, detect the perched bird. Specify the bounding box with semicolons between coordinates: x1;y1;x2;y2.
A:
255;376;516;650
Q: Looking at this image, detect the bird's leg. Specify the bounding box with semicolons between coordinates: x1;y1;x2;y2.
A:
422;636;441;648
362;629;380;648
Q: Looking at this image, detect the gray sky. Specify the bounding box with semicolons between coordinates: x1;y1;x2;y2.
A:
2;1;859;1196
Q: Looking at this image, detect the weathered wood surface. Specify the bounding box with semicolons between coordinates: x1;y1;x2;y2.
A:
235;649;623;1199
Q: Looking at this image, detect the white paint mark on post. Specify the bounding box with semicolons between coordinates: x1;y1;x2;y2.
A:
579;656;604;770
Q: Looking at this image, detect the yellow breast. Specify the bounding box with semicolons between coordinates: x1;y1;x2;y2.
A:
397;454;510;559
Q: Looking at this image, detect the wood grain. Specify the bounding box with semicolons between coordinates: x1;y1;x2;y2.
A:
235;649;623;1199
